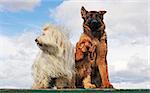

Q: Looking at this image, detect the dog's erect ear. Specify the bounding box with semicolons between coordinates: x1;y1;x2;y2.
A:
99;11;107;15
81;6;87;19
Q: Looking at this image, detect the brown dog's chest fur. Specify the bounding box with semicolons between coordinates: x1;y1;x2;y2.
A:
75;31;107;88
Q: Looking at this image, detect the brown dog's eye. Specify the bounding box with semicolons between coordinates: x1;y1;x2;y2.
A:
95;14;100;19
95;14;99;18
85;15;89;20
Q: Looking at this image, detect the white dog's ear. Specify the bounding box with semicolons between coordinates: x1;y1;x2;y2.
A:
43;27;49;31
43;24;50;32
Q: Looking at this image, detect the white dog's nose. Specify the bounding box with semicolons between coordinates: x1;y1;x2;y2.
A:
35;39;38;42
35;38;42;46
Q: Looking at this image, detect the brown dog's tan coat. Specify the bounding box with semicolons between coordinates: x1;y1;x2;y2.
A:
75;6;113;88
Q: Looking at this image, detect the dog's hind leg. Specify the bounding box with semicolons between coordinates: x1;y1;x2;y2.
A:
96;35;113;88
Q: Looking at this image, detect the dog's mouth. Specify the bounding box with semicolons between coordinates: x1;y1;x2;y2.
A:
90;25;100;31
89;20;101;30
37;43;58;55
36;43;49;53
37;43;49;49
90;23;101;31
36;43;51;50
37;42;43;47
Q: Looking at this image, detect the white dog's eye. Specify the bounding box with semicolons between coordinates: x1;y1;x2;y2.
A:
42;33;45;35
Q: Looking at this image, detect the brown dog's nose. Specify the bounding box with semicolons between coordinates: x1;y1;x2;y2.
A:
91;20;98;26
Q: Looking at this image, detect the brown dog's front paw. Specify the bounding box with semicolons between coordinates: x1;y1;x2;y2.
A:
107;84;114;88
100;83;114;89
84;83;96;89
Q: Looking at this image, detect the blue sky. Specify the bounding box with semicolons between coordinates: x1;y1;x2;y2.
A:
0;0;149;89
0;0;63;35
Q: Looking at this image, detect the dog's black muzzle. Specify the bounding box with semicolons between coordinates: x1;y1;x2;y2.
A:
90;19;100;30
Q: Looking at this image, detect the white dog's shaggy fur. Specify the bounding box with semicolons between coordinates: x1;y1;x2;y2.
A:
32;24;75;89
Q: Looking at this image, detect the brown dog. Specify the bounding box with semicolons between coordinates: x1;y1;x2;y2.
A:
75;6;113;88
75;34;97;88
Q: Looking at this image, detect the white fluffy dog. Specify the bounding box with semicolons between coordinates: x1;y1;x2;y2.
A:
32;24;75;89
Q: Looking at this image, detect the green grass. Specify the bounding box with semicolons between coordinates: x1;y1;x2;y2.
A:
0;89;149;93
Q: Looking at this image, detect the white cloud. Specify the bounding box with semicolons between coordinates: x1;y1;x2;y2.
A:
51;0;149;89
0;31;39;88
0;0;41;12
